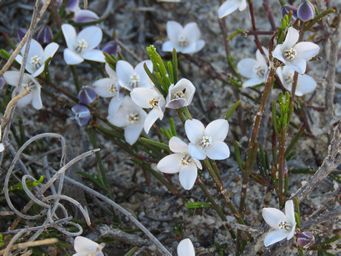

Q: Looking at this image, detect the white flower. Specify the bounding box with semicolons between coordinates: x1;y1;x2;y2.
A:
162;21;205;54
273;27;320;74
73;236;104;256
3;71;42;110
237;48;269;88
177;238;195;256
166;78;196;109
15;39;59;77
130;87;165;133
108;96;146;145
0;143;4;152
116;60;153;91
262;200;296;247
157;137;202;190
61;24;105;65
276;66;316;96
185;119;230;160
218;0;247;18
93;64;119;98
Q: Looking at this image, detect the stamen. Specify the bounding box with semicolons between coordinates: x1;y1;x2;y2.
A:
173;88;186;99
284;75;293;85
31;55;42;70
199;136;212;148
255;66;265;78
278;221;292;231
107;84;116;94
129;74;140;88
283;48;297;61
128;113;139;123
181;154;192;165
178;35;189;48
149;98;159;107
75;39;88;53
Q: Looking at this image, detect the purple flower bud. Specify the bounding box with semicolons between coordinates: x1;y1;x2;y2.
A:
297;0;315;22
0;76;5;91
36;26;53;45
67;0;79;12
78;86;97;105
17;28;27;41
102;41;120;56
71;104;91;127
74;9;99;23
296;231;315;249
282;5;297;19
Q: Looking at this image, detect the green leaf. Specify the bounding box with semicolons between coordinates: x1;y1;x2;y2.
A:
185;201;211;209
225;100;240;119
0;49;11;60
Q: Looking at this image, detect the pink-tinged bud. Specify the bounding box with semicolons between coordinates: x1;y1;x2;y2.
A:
17;28;27;41
102;41;120;56
74;9;99;23
71;104;91;127
78;87;97;105
36;26;53;45
296;231;315;248
297;0;315;22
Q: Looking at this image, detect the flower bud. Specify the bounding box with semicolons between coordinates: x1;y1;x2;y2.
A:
282;5;297;19
102;41;120;56
296;231;315;249
78;87;97;105
36;26;53;45
71;104;91;127
297;0;315;22
74;10;99;23
17;28;27;41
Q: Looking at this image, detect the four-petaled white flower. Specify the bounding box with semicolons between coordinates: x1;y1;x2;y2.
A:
108;96;147;145
15;39;59;77
73;236;104;256
162;21;205;54
237;48;269;88
116;60;153;91
62;24;105;65
157;137;202;190
166;78;196;109
262;200;296;247
273;27;320;74
185;119;230;160
218;0;247;18
3;71;42;110
276;66;316;96
177;238;195;256
93;64;119;98
131;87;165;133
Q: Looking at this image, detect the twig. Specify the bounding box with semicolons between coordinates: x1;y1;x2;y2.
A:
0;238;58;256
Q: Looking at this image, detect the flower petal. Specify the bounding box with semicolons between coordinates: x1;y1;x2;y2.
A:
177;238;195;256
107;97;123;120
195;40;205;52
296;74;316;96
135;60;153;88
243;78;264;88
183;22;201;44
74;9;99;23
162;41;176;52
290;58;307;74
262;208;287;229
130;87;159;108
185;119;205;143
179;165;198;190
82;49;105;62
205;119;229;142
43;42;59;61
63;48;84;65
74;236;99;253
206;142;230;160
237;58;257;79
188;143;206;160
93;78;117;98
17;93;33;108
62;24;77;49
157;153;182;174
166;21;183;43
3;71;20;86
144;108;161;133
264;229;288;247
294;42;320;60
283;27;299;49
125;124;143;145
31;86;43;110
116;60;134;90
285;200;296;227
272;45;285;63
77;26;102;49
218;0;240;18
169;136;188;153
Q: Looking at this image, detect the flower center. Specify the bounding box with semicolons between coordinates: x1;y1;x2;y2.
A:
107;84;116;94
149;98;159;108
75;39;88;53
178;35;189;48
181;154;192;165
283;48;297;61
173;88;186;99
128;113;139;123
31;55;42;70
199;135;212;148
284;74;293;85
255;66;266;78
278;221;292;231
129;74;140;88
